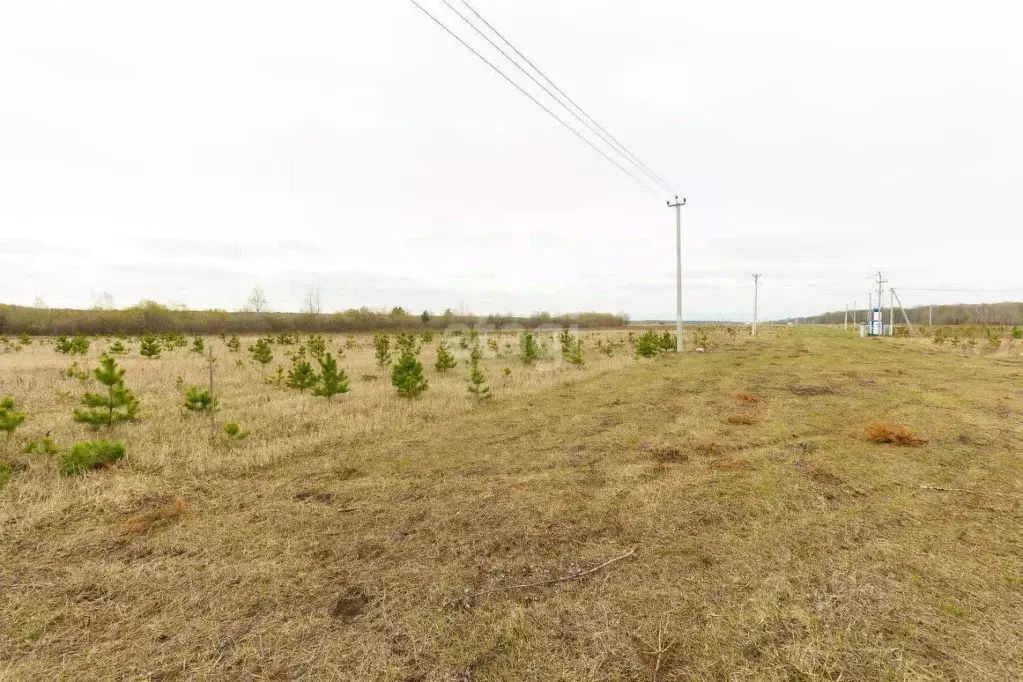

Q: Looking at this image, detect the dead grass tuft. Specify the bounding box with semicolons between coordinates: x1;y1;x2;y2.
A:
866;423;924;446
123;498;185;535
790;385;835;396
726;413;758;425
735;392;760;404
649;445;688;464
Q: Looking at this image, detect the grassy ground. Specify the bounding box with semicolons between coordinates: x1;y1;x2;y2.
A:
1;327;1021;680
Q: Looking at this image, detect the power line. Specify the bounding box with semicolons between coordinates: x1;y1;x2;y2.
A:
407;0;658;194
898;288;1023;293
458;0;675;193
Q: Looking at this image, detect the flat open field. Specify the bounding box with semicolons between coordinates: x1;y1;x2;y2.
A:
1;327;1021;680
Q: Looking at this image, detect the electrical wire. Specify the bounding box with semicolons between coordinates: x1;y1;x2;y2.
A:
408;0;659;194
456;0;675;194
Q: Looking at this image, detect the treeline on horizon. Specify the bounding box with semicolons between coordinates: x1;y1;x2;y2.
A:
0;302;629;336
786;301;1023;326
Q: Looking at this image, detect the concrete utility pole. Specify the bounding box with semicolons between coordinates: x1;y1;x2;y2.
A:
889;288;895;335
874;271;888;335
929;304;933;327
844;304;849;331
853;300;857;325
752;273;761;337
667;196;686;352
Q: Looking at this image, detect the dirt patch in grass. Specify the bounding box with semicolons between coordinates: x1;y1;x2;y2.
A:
645;444;688;464
726;413;758;425
329;586;371;623
735;392;760;404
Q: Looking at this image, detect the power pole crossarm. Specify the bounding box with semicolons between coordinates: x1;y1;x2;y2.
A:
667;196;686;352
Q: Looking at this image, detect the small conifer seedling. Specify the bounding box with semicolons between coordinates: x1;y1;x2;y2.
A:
287;359;318;392
373;334;391;368
60;440;125;476
226;335;241;352
73;356;139;430
108;340;127;355
183;386;215;413
249;338;273;365
313;353;350;399
519;332;539;364
466;344;491;400
24;436;60;455
0;396;27;442
435;341;458;372
139;334;162;358
392;342;428;399
307;334;327;359
223;422;249;440
191;336;205;354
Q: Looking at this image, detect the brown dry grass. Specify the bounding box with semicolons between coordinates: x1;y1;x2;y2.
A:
866;423;925;446
1;326;1021;680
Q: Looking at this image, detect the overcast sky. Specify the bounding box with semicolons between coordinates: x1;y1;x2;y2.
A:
2;0;1021;320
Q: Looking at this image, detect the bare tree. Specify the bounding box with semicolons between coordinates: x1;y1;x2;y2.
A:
245;287;269;314
91;291;115;310
302;288;322;315
33;296;48;309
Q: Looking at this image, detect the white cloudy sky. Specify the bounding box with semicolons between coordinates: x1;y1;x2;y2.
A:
2;0;1021;320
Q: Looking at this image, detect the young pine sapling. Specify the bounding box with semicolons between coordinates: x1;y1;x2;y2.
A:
313;353;350;399
73;356;139;430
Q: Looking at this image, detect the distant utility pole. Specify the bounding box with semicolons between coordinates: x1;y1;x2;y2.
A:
844;304;849;331
667;196;686;352
853;300;857;325
929;304;933;327
751;274;761;337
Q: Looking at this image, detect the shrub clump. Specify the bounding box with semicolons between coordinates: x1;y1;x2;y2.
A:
60;440;125;476
866;423;923;446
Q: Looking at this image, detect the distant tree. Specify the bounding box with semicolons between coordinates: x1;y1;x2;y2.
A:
313;353;349;399
33;296;48;309
91;292;115;310
302;288;322;315
435;340;457;372
390;306;407;317
73;356;139;430
246;287;269;314
421;310;431;324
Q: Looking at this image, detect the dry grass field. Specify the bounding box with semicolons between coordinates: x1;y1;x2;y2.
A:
1;327;1021;680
